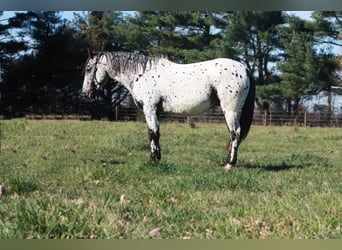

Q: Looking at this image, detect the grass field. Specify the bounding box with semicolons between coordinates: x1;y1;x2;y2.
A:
0;119;341;239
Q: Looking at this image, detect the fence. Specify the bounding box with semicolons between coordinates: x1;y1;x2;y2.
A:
115;106;342;127
22;106;342;127
252;110;342;127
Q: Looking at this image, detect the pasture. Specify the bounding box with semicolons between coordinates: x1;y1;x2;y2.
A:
0;119;341;239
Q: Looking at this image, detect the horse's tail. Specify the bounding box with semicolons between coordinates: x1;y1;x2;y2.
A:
239;70;255;143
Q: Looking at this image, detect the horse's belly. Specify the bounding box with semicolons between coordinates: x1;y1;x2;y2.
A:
162;96;214;115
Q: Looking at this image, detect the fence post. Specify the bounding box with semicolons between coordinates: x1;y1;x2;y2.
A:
115;106;118;121
263;111;267;126
304;112;307;127
269;111;272;126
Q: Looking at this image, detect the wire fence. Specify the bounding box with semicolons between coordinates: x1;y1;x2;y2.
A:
21;105;342;127
112;106;342;127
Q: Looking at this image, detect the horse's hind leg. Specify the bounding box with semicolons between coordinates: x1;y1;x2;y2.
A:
222;110;241;171
144;106;161;161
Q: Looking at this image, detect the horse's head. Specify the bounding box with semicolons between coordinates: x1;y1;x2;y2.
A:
82;50;109;100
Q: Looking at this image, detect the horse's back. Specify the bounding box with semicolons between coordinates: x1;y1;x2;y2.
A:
152;58;248;115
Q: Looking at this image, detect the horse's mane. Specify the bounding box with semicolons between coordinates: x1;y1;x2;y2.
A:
102;51;165;75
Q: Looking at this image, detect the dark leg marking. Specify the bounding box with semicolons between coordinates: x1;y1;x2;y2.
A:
148;128;161;161
226;130;238;165
230;130;236;141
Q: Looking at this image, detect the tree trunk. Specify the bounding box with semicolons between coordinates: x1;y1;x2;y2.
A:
257;37;264;85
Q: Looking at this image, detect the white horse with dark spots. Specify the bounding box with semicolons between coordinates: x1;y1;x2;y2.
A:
82;51;255;171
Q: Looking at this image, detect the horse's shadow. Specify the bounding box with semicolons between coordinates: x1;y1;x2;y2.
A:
239;155;331;172
241;162;303;172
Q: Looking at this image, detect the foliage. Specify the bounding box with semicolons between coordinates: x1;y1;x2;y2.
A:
223;11;285;85
0;120;341;239
0;11;86;117
129;11;226;63
0;11;341;118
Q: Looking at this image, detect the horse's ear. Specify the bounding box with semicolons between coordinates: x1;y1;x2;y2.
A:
87;48;95;59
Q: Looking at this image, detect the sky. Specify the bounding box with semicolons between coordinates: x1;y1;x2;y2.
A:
287;11;312;20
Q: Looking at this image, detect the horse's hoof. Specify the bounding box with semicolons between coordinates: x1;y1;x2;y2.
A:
150;154;161;162
223;163;233;172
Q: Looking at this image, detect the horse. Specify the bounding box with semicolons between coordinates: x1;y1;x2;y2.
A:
82;51;255;171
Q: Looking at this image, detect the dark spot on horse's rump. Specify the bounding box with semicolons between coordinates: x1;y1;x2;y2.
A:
158;75;160;78
229;90;232;93
136;77;139;81
235;73;238;77
240;75;242;78
231;72;235;75
224;68;228;70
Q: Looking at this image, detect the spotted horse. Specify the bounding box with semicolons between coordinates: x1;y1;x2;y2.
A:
82;51;255;171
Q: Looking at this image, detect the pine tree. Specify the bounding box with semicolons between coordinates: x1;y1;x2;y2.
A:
278;31;318;114
311;11;341;120
131;11;226;63
223;11;285;85
1;11;85;116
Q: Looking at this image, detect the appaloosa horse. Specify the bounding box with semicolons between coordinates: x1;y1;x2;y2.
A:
82;51;255;171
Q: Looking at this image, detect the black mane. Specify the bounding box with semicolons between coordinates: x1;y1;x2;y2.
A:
102;51;164;74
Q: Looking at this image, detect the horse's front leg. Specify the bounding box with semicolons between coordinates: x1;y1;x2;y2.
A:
148;127;160;160
144;106;161;161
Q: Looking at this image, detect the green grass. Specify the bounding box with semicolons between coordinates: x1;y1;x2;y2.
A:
0;119;341;239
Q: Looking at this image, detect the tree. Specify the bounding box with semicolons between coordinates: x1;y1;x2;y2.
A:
75;11;134;119
276;12;341;117
0;11;86;117
311;11;342;120
223;11;285;85
0;12;28;57
278;30;319;114
131;11;226;62
311;11;342;47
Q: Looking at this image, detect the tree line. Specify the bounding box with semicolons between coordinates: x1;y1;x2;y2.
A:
0;11;341;119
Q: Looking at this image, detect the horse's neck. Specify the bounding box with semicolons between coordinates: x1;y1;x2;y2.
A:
108;58;170;92
113;73;135;92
